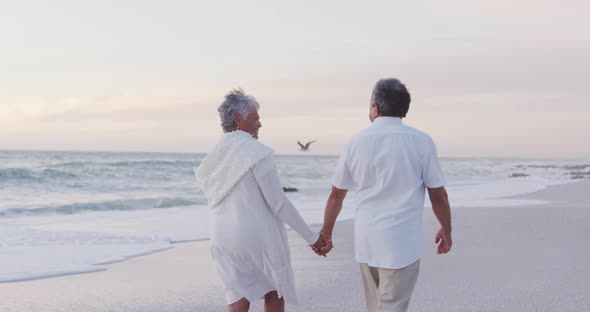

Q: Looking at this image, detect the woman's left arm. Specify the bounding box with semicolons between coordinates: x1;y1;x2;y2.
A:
253;157;319;245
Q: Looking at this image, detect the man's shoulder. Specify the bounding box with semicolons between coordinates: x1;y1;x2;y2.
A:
400;124;435;145
351;127;372;140
340;126;367;145
344;123;436;151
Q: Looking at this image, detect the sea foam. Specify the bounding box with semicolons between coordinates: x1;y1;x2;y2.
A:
0;150;587;282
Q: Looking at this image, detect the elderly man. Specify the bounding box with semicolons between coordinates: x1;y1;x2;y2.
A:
315;78;453;312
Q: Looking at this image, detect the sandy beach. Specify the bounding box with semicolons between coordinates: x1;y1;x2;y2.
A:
2;179;589;312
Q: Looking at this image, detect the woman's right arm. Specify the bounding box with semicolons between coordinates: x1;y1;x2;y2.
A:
253;157;319;245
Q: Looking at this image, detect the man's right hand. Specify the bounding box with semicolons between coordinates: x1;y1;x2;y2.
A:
428;186;452;254
435;227;452;254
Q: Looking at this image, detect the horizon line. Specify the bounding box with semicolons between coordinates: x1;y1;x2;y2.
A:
1;148;588;161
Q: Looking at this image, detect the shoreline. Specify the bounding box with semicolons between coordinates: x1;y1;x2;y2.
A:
1;179;589;311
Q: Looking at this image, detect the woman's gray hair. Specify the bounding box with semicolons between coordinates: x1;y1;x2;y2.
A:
217;89;260;130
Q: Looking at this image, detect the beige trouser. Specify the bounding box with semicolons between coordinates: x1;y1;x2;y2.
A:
360;260;420;312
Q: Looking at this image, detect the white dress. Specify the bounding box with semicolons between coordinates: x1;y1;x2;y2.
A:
195;131;318;305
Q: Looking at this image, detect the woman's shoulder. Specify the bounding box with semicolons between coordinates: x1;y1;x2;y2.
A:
252;156;276;178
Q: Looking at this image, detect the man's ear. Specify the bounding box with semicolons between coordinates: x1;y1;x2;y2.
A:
372;103;380;116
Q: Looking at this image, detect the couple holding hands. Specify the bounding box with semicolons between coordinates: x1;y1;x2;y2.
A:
196;78;452;312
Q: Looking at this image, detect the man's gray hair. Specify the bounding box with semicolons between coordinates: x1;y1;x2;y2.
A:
217;89;260;130
371;78;411;118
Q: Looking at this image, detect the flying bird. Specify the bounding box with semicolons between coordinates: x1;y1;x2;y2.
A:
297;140;317;151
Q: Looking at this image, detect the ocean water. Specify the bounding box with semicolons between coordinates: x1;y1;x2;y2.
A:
0;150;588;282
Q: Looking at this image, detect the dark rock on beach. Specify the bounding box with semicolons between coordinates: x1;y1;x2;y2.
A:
568;171;590;176
568;171;590;180
528;165;558;169
563;164;590;170
509;173;529;178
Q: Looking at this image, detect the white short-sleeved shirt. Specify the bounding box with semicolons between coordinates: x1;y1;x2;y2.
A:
332;117;446;269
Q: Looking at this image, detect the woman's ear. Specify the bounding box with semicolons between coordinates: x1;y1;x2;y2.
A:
233;114;242;130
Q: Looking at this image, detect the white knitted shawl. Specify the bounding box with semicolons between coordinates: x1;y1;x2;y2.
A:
195;130;273;208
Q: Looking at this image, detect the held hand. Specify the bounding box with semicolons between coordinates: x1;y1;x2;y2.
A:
310;237;327;257
310;233;333;257
319;232;333;255
435;228;452;254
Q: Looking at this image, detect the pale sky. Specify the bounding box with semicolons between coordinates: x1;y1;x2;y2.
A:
1;0;589;158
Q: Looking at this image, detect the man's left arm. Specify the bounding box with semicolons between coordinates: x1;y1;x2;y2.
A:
312;186;348;256
312;142;354;256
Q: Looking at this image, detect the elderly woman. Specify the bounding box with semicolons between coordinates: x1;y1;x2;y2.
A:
196;89;326;312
